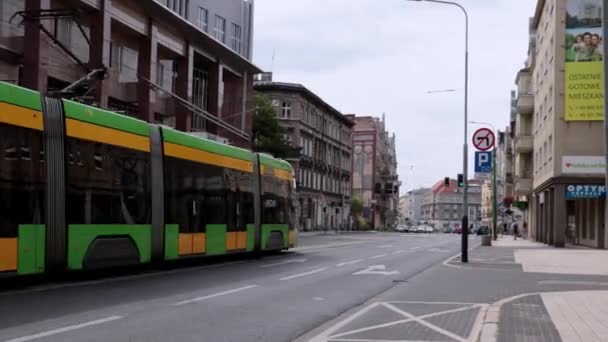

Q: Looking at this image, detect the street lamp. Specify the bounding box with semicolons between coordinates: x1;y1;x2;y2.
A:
469;121;498;241
408;0;470;262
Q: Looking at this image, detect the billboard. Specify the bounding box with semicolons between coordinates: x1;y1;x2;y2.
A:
565;0;604;121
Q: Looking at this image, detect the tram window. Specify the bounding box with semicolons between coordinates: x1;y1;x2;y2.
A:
0;125;45;237
65;138;151;225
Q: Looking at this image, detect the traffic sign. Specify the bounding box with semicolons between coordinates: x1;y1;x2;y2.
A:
474;151;493;173
472;128;495;151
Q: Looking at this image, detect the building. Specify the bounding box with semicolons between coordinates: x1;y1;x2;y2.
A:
480;180;492;226
254;79;354;231
515;0;606;248
400;188;430;224
348;115;400;230
0;0;259;148
421;179;482;231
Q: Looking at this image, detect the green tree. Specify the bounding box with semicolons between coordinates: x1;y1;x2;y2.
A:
350;198;364;217
252;92;300;159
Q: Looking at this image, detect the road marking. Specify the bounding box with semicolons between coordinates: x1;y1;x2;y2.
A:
280;267;327;281
353;265;400;276
539;280;608;286
5;316;123;342
391;250;406;254
260;258;307;268
410;246;420;250
174;285;257;306
378;244;393;248
369;254;387;259
336;259;363;267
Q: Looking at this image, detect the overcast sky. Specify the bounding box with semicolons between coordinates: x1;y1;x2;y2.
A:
253;0;536;193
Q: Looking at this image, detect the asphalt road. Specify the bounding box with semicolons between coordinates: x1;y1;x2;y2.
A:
0;232;468;342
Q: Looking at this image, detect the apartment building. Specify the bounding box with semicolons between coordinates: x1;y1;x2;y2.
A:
400;188;430;224
519;0;606;248
348;115;400;230
254;79;354;231
421;179;482;231
0;0;259;148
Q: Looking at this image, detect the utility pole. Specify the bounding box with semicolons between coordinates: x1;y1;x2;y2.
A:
492;144;498;240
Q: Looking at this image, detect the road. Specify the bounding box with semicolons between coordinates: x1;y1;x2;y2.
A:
0;232;468;342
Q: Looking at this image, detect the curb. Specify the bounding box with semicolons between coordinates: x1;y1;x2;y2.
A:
478;292;541;342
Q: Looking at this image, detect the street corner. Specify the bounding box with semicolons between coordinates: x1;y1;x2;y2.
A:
443;245;522;272
308;301;488;342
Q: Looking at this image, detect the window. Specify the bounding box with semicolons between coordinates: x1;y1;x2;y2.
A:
281;102;291;119
214;15;226;43
0;124;46;237
197;7;208;32
231;23;242;53
158;59;176;92
165;0;188;17
66;138;151;225
114;46;138;83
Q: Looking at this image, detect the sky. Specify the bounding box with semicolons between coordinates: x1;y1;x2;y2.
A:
253;0;537;193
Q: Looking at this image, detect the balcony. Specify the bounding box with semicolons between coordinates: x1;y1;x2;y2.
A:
514;178;533;196
516;94;533;114
515;135;533;153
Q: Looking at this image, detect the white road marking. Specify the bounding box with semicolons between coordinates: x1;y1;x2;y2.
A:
378;244;393;248
5;316;123;342
369;254;387;259
280;267;327;281
353;265;400;276
410;246;420;250
174;285;257;306
391;250;406;254
260;258;307;268
336;259;363;267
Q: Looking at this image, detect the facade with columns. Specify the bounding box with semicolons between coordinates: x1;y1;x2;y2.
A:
0;0;259;148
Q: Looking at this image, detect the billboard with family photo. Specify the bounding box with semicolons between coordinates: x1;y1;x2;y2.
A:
565;0;604;121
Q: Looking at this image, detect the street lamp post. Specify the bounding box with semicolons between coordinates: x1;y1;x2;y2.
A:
409;0;469;262
469;121;498;241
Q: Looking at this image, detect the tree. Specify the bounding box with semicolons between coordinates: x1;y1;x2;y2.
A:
252;93;300;159
350;198;364;217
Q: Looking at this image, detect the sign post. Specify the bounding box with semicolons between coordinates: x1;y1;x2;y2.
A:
472;128;496;240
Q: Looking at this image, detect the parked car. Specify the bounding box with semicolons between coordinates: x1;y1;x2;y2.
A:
416;225;426;233
424;226;434;233
455;227;462;234
395;225;409;233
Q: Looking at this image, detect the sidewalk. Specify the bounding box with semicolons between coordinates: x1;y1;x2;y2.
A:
298;236;608;342
476;237;608;342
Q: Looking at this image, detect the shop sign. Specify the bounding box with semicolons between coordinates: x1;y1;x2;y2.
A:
562;156;606;174
566;184;606;199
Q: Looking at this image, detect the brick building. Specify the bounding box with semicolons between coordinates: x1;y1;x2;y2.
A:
0;0;259;147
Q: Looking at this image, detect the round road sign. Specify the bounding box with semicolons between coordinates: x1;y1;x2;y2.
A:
472;128;495;151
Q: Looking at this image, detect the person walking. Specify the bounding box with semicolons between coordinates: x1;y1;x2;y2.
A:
512;221;519;240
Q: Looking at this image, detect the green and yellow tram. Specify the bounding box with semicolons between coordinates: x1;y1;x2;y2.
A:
0;82;295;276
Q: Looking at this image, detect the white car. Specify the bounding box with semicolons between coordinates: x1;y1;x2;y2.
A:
424;226;434;233
416;226;426;233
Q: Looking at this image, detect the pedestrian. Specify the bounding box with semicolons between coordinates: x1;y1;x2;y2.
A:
522;221;528;240
512;222;519;240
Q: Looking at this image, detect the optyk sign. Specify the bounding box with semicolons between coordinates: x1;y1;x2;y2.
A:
565;184;606;199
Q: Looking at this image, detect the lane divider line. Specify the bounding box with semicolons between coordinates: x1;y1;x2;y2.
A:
280;267;328;281
336;259;363;267
369;254;387;259
5;316;123;342
174;285;258;306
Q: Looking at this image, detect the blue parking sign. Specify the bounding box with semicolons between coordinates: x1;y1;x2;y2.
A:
475;151;492;173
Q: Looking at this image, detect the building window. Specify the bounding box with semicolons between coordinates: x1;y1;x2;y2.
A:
165;0;188;18
281;102;291;119
214;15;226;43
114;46;138;83
158;59;176;93
231;23;242;53
197;7;208;32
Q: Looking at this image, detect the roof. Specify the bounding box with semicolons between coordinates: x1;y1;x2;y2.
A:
254;81;354;127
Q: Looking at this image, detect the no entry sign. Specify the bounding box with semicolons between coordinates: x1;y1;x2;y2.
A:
472;128;495;151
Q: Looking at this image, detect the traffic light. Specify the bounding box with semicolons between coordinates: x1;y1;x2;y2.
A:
457;174;464;187
444;177;450;187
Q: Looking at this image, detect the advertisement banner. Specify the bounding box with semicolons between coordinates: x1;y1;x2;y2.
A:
565;0;604;121
562;156;606;174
